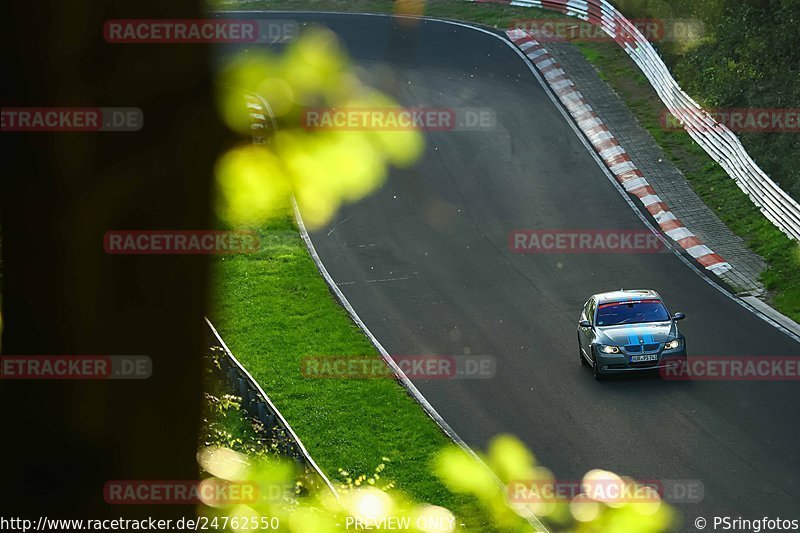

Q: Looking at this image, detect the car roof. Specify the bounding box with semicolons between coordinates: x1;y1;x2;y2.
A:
592;289;661;304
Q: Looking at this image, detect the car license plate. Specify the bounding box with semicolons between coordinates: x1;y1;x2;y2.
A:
630;354;658;363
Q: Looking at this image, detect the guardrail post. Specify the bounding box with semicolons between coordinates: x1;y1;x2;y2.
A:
237;377;248;400
257;401;268;423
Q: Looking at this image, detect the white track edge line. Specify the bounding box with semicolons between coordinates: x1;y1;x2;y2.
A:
291;199;548;532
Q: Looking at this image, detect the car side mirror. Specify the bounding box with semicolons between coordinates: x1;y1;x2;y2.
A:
673;312;686;321
579;320;592;328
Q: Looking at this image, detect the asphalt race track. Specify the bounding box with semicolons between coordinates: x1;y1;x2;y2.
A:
241;12;800;528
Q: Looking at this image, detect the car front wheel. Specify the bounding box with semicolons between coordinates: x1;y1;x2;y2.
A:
592;348;605;381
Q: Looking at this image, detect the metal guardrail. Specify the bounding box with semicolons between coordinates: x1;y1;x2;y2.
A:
245;92;277;145
205;318;340;499
489;0;800;240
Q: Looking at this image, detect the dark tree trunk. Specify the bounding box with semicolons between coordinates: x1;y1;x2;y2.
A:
2;0;224;519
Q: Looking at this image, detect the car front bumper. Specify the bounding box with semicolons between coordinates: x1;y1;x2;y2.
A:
596;348;687;373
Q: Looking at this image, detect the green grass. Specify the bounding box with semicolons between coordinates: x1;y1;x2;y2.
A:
572;41;799;321
209;213;498;530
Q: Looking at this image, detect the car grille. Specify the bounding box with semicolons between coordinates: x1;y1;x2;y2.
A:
624;343;661;354
629;360;659;368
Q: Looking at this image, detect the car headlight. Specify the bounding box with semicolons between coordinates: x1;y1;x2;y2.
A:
598;344;620;354
665;339;682;350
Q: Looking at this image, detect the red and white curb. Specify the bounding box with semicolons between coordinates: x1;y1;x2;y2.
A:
507;29;731;276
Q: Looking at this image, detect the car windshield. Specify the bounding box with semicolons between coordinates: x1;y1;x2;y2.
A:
595;300;670;326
